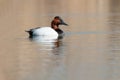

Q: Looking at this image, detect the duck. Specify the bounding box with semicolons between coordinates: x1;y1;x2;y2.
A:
26;16;68;39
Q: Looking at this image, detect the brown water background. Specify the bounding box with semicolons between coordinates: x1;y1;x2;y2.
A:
0;0;120;80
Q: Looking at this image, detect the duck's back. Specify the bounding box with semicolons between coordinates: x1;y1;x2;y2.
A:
33;27;58;37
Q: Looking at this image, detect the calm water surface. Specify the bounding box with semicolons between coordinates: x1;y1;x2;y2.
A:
0;0;120;80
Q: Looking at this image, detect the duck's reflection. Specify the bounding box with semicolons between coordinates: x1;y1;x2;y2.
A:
23;36;66;80
29;36;63;48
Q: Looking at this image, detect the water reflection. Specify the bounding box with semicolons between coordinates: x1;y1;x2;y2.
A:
28;36;63;48
18;37;66;80
106;2;120;80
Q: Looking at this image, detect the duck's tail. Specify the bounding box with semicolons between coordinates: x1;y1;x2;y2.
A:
25;30;33;38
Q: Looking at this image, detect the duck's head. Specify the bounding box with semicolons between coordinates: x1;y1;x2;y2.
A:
51;16;68;29
54;16;68;26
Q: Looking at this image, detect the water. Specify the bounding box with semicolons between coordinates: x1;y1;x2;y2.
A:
0;0;120;80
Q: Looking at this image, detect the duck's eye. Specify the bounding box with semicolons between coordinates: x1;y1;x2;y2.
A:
55;19;60;23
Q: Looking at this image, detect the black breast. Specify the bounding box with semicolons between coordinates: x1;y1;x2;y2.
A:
55;29;63;34
55;29;64;39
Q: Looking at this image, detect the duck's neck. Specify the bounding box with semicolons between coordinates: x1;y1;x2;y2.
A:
52;25;59;30
51;21;59;30
51;21;63;34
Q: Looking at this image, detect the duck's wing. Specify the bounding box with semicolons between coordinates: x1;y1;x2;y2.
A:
25;27;41;38
25;27;41;32
25;27;58;38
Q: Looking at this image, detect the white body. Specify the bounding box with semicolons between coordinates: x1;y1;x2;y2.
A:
32;27;58;39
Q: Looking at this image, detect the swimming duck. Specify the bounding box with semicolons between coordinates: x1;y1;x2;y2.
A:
26;16;68;39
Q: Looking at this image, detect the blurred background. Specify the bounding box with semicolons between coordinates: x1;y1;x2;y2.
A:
0;0;120;80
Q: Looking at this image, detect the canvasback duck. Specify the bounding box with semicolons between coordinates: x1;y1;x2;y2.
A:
26;16;68;39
